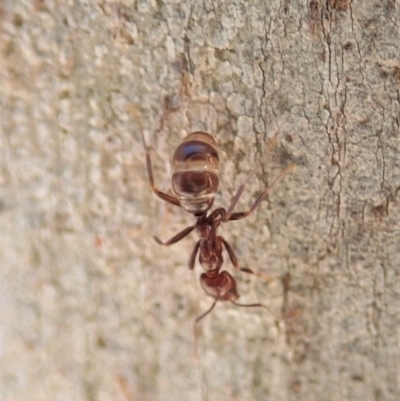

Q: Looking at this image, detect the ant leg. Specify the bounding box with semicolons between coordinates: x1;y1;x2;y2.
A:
220;138;280;221
222;169;256;222
189;241;200;270
141;135;181;207
129;104;181;207
220;237;274;284
223;163;296;222
153;225;195;246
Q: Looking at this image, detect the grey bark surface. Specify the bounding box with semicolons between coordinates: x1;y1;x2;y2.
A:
1;1;399;401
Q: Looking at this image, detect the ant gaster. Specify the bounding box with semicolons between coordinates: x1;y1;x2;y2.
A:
140;128;295;324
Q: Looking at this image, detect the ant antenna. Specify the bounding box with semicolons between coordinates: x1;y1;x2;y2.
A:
193;301;217;340
231;300;280;320
231;300;299;322
194;301;217;326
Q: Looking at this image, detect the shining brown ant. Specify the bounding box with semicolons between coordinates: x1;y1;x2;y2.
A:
136;115;295;324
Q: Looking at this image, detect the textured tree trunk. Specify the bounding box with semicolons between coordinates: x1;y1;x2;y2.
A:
1;1;399;401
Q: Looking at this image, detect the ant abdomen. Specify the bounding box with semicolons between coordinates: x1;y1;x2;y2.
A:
172;132;219;215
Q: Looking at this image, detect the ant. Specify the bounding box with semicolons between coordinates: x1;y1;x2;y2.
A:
137;121;295;324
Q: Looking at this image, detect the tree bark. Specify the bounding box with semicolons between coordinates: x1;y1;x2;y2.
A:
1;1;399;401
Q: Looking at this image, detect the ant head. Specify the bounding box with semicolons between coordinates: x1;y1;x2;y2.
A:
200;271;239;302
172;132;219;215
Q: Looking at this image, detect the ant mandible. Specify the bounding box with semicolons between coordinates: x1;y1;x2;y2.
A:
139;124;295;324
